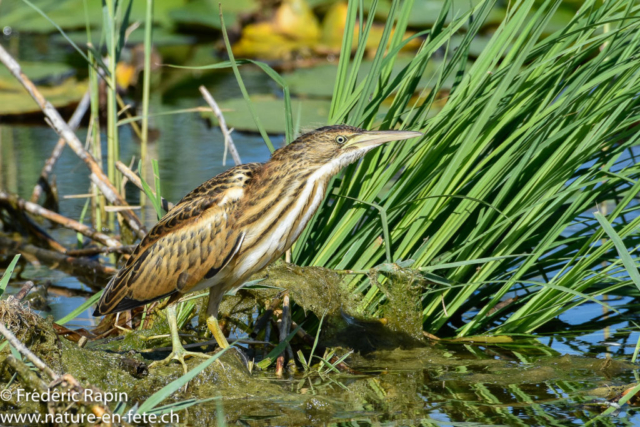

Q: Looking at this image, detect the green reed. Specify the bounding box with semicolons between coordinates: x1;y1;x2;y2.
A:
286;0;640;337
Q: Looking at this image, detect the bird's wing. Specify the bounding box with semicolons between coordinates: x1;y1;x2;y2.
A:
94;163;261;315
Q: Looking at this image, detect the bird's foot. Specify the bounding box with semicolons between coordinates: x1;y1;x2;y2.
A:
149;347;211;375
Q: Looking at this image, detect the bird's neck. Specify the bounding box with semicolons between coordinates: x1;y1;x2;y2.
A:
256;157;337;194
237;159;335;252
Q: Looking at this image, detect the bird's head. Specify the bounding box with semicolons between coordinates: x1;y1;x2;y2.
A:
276;125;423;170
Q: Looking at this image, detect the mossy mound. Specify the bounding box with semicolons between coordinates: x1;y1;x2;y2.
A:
0;298;63;373
128;350;285;402
376;268;425;341
259;262;426;353
260;262;355;317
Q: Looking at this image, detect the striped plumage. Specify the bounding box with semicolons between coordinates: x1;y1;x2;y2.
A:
94;125;422;365
94;163;260;316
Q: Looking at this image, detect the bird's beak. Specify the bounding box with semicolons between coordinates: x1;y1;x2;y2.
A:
343;130;423;150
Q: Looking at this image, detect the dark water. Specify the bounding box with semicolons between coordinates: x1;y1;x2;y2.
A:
1;35;640;426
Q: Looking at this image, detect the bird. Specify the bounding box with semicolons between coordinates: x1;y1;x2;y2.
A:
93;125;422;371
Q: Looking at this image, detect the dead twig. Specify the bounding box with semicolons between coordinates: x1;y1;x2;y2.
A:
275;292;291;377
48;284;95;298
30;91;91;204
0;234;114;290
2;302;118;423
0;44;146;239
66;245;135;257
0;190;120;248
199;85;241;166
291;321;322;349
11;281;35;302
116;161;174;211
0;199;67;253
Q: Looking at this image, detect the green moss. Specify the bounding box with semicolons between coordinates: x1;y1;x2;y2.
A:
60;339;140;393
261;263;356;317
258;262;426;353
376;268;425;341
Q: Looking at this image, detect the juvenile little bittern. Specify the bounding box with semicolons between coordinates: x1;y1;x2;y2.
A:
93;125;422;370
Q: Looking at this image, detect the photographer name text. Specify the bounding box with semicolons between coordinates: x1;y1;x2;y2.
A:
7;388;127;403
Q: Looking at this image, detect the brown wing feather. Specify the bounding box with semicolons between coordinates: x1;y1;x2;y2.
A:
94;163;261;315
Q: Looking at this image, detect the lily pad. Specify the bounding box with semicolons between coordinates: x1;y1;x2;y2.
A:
208;96;330;134
3;0;186;33
0;61;76;90
50;28;195;47
169;0;259;31
283;57;463;98
0;78;88;116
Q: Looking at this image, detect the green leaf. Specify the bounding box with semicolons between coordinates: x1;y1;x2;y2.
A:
594;212;640;292
56;290;103;325
138;159;164;220
0;255;20;299
208;97;331;135
218;5;274;153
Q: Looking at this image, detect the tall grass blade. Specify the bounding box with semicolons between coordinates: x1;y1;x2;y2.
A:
218;6;274;153
135;344;235;414
0;255;20;299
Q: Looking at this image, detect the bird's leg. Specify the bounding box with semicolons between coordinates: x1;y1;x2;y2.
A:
205;288;250;370
206;315;229;349
206;287;230;349
149;305;210;374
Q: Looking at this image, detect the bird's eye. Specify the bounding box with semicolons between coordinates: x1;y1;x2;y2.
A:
336;135;347;144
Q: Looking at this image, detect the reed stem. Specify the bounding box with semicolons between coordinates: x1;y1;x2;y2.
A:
140;0;154;206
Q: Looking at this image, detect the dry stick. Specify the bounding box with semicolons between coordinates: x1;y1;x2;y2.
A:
263;321;272;360
0;197;66;253
0;191;120;248
18;209;68;253
199;86;242;166
0;322;60;380
5;355;50;393
48;284;94;298
290;320;323;350
275;292;291;377
116;160;174;211
0;44;146;239
11;281;35;302
66;245;135;257
30;90;91;203
0;235;114;290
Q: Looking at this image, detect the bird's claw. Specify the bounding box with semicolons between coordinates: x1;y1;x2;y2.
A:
149;349;211;374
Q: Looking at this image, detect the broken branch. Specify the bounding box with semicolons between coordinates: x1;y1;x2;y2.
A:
199;85;242;166
116;161;174;211
0;44;146;239
30;90;91;204
0;191;120;248
0;322;59;381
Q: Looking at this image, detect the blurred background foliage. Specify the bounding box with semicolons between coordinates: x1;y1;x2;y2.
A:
0;0;582;125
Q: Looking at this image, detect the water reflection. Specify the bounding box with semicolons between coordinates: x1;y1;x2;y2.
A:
171;344;639;426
